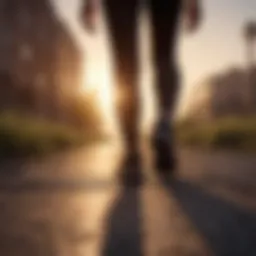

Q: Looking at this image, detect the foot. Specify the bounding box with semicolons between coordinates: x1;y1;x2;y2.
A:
152;120;177;175
118;150;143;187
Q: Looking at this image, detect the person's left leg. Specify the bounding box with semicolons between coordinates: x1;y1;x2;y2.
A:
149;0;182;173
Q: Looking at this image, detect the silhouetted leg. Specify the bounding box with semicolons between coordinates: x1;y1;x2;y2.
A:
105;0;142;185
105;0;140;153
150;0;181;173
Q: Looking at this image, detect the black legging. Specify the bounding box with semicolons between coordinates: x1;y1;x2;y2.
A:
104;0;181;150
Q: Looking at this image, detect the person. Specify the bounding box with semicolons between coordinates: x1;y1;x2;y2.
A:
82;0;202;180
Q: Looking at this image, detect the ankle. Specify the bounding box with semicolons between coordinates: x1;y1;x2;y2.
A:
159;110;172;123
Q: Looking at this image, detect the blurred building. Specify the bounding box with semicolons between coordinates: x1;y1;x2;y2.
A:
185;67;256;121
0;0;83;119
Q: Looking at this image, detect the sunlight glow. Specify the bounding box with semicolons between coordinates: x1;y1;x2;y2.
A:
82;54;114;123
81;4;117;133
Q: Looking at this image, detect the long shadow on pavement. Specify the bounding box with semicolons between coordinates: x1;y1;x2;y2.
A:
163;178;256;256
102;186;143;256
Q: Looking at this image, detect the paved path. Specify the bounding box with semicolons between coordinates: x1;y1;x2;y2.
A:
0;142;255;256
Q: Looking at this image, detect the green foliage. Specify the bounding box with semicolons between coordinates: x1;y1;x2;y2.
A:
0;111;102;157
176;117;256;151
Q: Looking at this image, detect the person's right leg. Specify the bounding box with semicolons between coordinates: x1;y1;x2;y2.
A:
149;0;181;173
105;0;139;153
105;0;142;184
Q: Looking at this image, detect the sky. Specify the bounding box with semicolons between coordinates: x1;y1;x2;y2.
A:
179;0;256;105
52;0;256;119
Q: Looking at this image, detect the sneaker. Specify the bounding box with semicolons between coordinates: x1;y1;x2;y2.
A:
152;120;177;174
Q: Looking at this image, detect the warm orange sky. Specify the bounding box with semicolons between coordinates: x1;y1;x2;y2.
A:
53;0;256;118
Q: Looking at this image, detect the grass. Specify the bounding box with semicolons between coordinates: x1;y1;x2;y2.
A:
176;117;256;151
0;111;104;157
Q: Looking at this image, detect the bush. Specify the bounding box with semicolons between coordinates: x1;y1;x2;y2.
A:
176;117;256;151
0;111;102;157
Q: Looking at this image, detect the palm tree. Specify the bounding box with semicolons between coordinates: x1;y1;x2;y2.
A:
244;21;256;112
244;21;256;69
